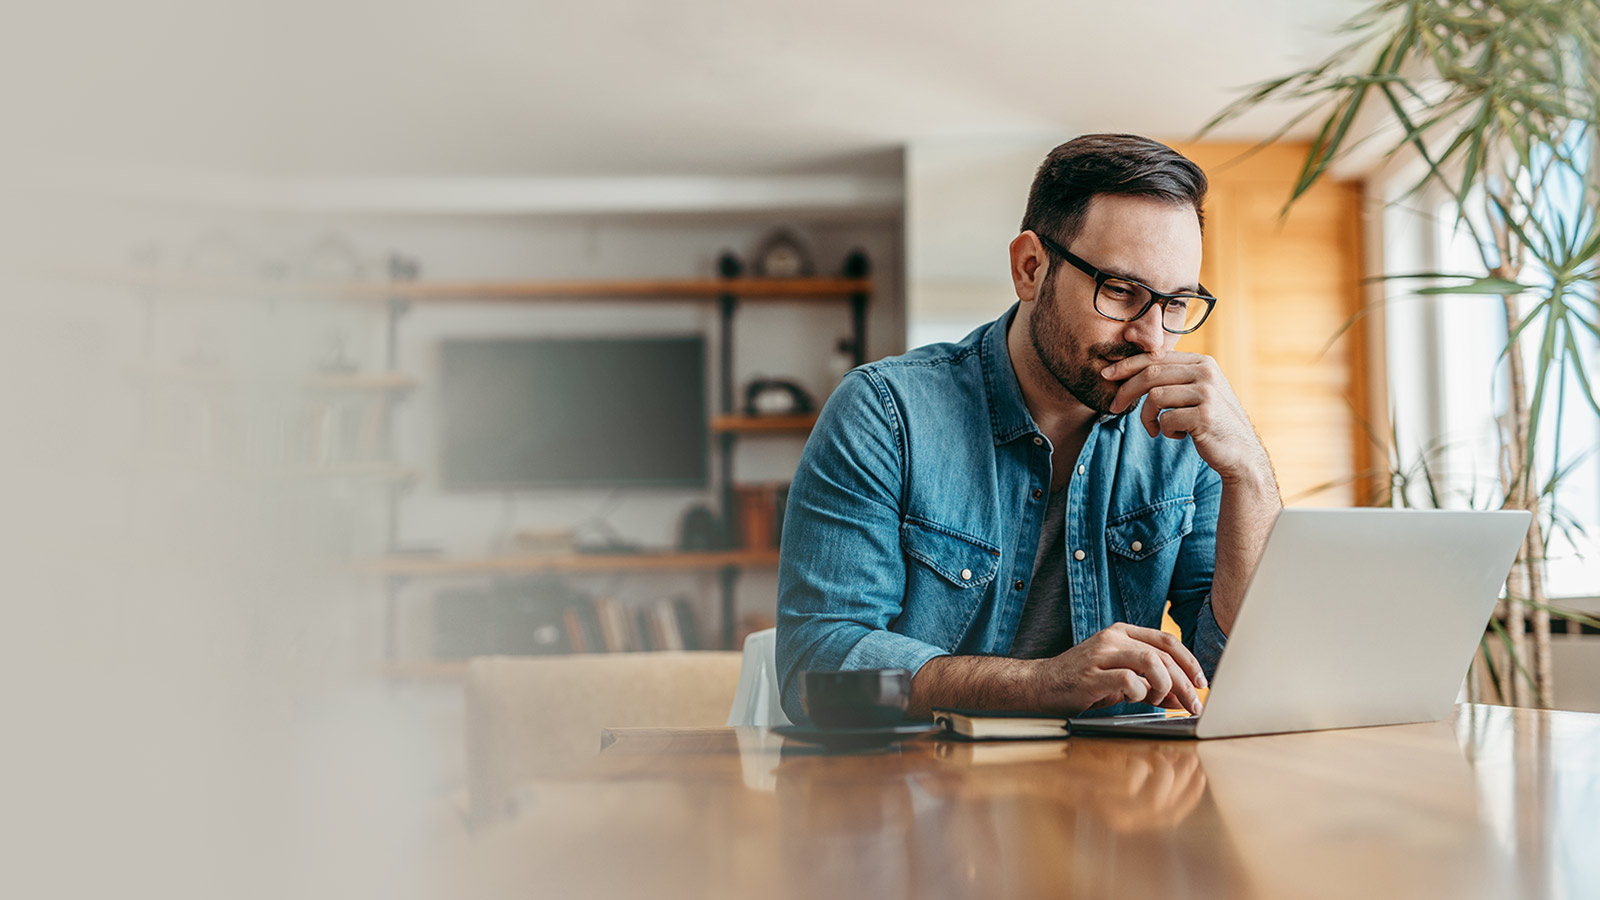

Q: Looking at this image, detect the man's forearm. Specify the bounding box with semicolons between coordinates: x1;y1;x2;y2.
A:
1210;470;1281;633
907;654;1045;718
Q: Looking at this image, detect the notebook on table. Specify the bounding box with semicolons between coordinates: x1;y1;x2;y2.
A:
931;708;1073;740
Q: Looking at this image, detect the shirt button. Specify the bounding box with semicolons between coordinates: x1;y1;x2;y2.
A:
1073;550;1086;561
1032;488;1043;500
1033;436;1044;446
960;568;972;580
1131;540;1143;552
1014;579;1025;590
1077;465;1086;475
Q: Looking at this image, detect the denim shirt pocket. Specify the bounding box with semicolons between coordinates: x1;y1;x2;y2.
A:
898;517;1000;646
1105;498;1194;617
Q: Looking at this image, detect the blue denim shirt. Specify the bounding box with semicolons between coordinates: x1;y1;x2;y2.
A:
776;305;1227;722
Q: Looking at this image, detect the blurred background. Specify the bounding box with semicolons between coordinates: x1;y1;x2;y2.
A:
1;1;1596;898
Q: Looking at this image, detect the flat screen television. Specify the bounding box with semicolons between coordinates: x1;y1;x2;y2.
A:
438;336;708;489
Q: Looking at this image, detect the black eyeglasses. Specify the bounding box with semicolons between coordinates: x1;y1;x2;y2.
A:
1034;232;1216;335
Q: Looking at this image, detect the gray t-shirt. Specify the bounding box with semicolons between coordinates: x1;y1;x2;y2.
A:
1008;486;1074;658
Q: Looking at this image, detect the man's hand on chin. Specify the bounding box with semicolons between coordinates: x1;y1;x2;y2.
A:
1101;350;1280;634
1100;351;1275;491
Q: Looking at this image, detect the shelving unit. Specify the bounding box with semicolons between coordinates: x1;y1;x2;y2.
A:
127;365;418;482
367;549;781;577
130;365;418;393
109;261;867;669
367;271;868;669
710;413;819;434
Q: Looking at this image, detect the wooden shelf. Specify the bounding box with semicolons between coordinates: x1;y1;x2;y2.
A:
348;277;871;302
81;269;871;303
384;651;737;682
128;366;417;393
365;548;780;577
710;413;819;434
135;459;421;482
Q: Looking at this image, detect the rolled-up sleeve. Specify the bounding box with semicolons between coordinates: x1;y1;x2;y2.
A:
775;370;947;722
1166;464;1227;678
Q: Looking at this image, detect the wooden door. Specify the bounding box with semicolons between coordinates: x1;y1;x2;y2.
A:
1168;141;1374;506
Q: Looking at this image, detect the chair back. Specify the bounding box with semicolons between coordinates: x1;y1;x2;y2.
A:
726;627;792;727
465;651;741;820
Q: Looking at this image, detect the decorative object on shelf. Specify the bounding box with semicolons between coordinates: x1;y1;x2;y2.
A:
752;228;814;278
300;232;368;280
387;252;421;282
512;528;576;556
733;483;787;550
743;378;813;417
716;249;744;279
841;247;870;278
678;504;724;552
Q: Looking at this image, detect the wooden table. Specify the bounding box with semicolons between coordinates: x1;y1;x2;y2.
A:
449;704;1599;899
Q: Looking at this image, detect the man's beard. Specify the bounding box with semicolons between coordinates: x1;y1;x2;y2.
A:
1027;274;1145;416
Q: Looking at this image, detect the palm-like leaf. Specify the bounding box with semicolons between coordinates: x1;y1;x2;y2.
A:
1204;0;1600;706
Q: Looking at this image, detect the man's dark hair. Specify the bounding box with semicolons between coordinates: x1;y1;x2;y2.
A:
1021;134;1207;248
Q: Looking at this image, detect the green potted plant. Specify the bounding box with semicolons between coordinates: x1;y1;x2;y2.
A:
1203;0;1600;705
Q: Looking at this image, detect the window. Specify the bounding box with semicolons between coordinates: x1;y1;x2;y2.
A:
1383;133;1600;601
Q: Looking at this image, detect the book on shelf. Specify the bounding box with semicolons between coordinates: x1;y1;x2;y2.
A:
931;708;1073;741
592;595;627;652
562;600;606;653
430;580;712;656
654;598;684;651
672;596;704;651
563;607;588;653
634;607;658;652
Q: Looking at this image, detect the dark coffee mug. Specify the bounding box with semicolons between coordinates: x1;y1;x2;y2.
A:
801;668;912;728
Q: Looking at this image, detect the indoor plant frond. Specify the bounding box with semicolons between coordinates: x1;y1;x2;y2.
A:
1203;0;1600;706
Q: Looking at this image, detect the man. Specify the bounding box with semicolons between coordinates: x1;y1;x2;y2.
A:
776;134;1281;723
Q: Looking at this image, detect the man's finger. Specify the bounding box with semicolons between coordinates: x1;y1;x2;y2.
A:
1107;646;1175;705
1101;351;1205;382
1124;625;1208;689
1112;670;1151;706
1156;407;1202;439
1109;362;1204;415
1139;384;1205;435
1158;653;1203;714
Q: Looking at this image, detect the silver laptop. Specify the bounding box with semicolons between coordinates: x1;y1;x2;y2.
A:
1068;507;1531;740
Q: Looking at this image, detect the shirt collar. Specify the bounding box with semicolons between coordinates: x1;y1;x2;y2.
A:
980;302;1127;445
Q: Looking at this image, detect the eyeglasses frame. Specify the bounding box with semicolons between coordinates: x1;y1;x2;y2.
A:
1032;231;1217;335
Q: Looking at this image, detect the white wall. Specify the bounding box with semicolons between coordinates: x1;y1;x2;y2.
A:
904;135;1069;348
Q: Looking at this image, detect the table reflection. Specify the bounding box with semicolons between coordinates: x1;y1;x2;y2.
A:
457;707;1600;900
772;737;1244;900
